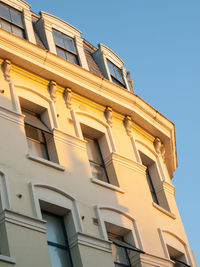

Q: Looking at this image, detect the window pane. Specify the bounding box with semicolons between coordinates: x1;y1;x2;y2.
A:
111;243;130;266
107;60;115;77
0;3;10;21
1;19;11;32
48;245;72;267
85;138;102;164
115;68;124;83
63;36;75;52
90;162;108;182
10;8;23;27
12;25;24;38
27;138;48;159
53;31;65;48
42;213;66;246
66;52;78;64
56;47;66;59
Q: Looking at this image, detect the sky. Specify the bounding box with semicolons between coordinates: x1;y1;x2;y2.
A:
29;0;200;264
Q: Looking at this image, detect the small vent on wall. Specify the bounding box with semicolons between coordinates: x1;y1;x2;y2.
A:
93;218;99;225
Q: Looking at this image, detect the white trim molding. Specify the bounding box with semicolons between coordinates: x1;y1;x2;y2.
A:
95;205;144;251
29;182;84;233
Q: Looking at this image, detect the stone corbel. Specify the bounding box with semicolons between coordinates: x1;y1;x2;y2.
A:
2;59;11;82
124;115;132;136
64;88;72;109
154;137;165;161
49;81;57;102
105;106;112;126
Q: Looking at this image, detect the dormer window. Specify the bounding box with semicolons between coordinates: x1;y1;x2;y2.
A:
53;30;79;65
107;59;125;88
0;2;25;38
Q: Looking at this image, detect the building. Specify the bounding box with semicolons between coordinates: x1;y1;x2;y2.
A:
0;0;197;266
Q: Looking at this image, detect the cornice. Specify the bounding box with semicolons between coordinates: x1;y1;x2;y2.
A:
0;29;177;177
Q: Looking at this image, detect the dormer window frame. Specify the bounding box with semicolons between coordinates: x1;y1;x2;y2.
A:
0;1;25;38
38;12;89;70
52;29;79;65
0;0;36;44
93;43;131;91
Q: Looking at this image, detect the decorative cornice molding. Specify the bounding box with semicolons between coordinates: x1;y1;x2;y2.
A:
104;106;112;126
64;87;72;109
2;59;11;82
49;80;57;102
124;115;132;136
0;30;177;177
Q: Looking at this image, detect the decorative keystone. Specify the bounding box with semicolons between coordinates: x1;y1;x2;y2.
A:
64;88;72;109
2;59;11;82
105;106;112;126
49;80;57;102
124;115;132;136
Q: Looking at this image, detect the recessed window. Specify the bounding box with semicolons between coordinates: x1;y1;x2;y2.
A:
20;98;58;164
0;2;25;38
167;245;189;267
42;211;73;267
23;108;52;160
84;135;109;183
108;233;131;267
139;151;171;211
107;60;125;88
53;30;79;65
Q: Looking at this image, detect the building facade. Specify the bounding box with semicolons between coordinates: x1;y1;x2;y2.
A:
0;0;197;266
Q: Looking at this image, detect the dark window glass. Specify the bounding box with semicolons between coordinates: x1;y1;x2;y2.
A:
0;3;10;20
53;30;79;65
145;167;159;204
108;234;131;267
42;212;73;267
84;136;109;183
107;60;126;88
10;8;23;27
22;109;52;160
0;2;25;38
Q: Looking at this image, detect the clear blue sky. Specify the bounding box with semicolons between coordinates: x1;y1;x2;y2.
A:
29;0;200;264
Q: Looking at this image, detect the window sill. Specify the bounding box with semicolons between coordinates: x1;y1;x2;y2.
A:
27;154;65;171
0;255;16;264
152;202;176;220
91;178;125;194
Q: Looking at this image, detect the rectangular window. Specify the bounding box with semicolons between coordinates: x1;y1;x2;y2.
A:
107;60;126;88
84;135;109;183
145;167;159;205
167;245;190;267
53;30;79;65
139;151;160;205
108;233;131;267
0;2;25;38
22;108;53;160
42;211;73;267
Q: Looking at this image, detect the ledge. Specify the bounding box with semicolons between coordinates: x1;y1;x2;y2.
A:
152;202;176;220
27;154;65;171
69;232;112;253
91;178;125;194
0;255;16;264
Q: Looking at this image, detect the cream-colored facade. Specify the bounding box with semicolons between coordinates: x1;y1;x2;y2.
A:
0;0;197;267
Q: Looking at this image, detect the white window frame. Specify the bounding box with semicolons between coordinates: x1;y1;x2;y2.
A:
38;12;89;70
